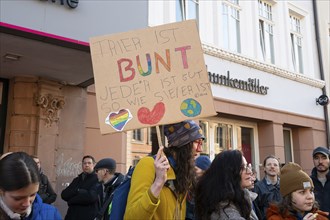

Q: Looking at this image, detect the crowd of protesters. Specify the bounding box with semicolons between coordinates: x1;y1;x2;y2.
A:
0;120;329;220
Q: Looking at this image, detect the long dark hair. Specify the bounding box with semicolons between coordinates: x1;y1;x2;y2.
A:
0;152;40;191
195;150;251;220
164;143;195;195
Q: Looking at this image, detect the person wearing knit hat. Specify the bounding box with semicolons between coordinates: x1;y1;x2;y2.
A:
163;120;205;147
267;162;329;220
195;155;211;179
310;146;330;217
186;155;212;220
124;120;205;220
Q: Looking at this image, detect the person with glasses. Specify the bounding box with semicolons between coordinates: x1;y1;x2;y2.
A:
124;120;204;220
246;165;263;220
254;155;282;220
195;150;259;220
93;158;124;220
61;155;99;220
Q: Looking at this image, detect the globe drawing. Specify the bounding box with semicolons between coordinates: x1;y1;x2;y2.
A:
180;98;202;117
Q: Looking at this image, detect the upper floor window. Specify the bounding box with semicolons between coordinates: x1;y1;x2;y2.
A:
176;0;199;22
132;129;143;142
259;0;272;20
222;1;241;53
290;15;303;73
258;0;275;64
229;0;239;4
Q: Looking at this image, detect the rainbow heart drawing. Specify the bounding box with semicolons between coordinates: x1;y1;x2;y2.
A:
105;109;132;131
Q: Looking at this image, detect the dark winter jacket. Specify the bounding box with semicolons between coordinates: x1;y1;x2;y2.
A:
310;168;330;216
0;194;62;220
38;170;57;204
185;190;195;220
95;172;124;220
61;172;99;220
254;177;282;220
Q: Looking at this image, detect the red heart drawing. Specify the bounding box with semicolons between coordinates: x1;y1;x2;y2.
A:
137;102;165;125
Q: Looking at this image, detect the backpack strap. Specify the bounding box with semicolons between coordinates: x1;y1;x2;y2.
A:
94;174;124;220
94;192;114;220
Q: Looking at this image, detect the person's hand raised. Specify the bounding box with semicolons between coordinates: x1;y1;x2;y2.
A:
150;146;170;197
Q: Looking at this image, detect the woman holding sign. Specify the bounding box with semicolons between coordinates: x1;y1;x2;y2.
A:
124;120;204;220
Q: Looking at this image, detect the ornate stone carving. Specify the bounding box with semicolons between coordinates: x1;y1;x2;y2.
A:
35;94;65;127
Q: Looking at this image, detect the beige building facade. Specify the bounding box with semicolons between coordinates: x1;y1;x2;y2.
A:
0;0;329;217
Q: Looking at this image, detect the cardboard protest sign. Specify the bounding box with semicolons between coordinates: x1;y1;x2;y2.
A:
90;20;216;134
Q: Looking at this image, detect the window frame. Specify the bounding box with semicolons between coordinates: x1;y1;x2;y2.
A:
258;0;275;64
221;1;241;53
132;129;143;142
289;14;304;73
176;0;199;22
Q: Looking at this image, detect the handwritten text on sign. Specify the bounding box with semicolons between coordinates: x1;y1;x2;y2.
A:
90;20;216;134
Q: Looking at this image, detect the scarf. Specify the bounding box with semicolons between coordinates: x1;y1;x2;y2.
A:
0;196;32;220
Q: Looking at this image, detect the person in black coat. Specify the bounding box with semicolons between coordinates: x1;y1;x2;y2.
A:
61;155;99;220
310;147;330;218
32;155;57;204
94;158;124;220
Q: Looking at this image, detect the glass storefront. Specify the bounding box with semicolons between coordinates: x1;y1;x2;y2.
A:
200;118;260;173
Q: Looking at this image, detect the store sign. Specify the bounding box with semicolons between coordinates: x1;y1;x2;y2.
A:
90;20;216;134
40;0;78;9
209;71;269;95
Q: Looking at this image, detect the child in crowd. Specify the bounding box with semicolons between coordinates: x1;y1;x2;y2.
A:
186;155;212;220
267;162;328;220
0;152;62;220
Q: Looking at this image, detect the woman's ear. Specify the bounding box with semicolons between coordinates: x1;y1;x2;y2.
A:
0;189;4;196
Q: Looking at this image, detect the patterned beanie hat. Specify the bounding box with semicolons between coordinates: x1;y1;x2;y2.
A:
164;120;205;147
280;162;314;197
195;155;211;171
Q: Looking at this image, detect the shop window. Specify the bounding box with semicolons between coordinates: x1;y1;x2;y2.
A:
176;0;199;22
199;121;209;155
221;1;241;53
258;0;275;64
290;14;304;73
214;123;233;154
199;119;258;173
238;127;254;164
283;128;293;163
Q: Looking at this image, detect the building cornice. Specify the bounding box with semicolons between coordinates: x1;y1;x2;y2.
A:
202;43;325;89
